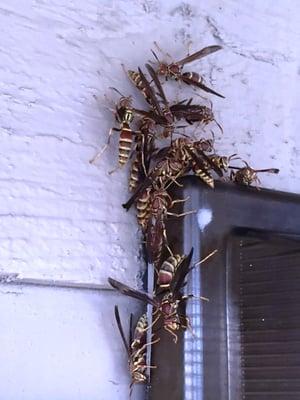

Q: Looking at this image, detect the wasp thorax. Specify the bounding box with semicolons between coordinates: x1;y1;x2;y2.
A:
157;63;169;75
236;168;257;185
168;63;181;78
132;370;147;383
168;321;180;331
118;95;132;109
194;139;214;153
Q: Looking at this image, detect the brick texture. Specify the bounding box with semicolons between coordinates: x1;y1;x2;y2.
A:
0;0;299;286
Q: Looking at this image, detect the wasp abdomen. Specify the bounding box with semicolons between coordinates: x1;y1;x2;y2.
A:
182;71;203;83
192;162;214;188
157;255;183;288
118;124;133;166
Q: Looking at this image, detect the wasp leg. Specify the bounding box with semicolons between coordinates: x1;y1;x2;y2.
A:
170;196;190;206
179;315;195;336
182;294;209;302
139;314;160;333
162;227;172;257
153;41;173;60
164;326;178;344
193;249;218;267
167;210;196;218
90;128;119;164
108;165;122;175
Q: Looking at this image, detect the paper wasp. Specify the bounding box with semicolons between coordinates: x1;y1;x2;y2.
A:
229;161;279;187
157;249;217;290
151;43;225;98
109;249;209;343
114;306;159;396
89;89;136;173
136;183;195;266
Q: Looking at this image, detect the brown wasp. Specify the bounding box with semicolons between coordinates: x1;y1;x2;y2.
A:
114;306;159;396
136;183;195;266
89;88;136;173
123;137;217;212
109;248;209;343
127;66;167;121
208;153;240;173
129;117;157;192
169;97;224;135
131;65;216;139
159;137;220;188
157;249;218;290
122;151;191;212
229;161;279;187
151;43;225;98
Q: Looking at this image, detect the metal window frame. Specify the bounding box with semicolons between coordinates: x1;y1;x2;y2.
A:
148;177;300;400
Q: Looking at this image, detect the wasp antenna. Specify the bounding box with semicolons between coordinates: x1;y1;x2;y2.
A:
153;41;172;60
120;63;128;75
108;87;125;97
255;168;280;174
151;49;160;62
229;154;240;161
214;120;223;135
242;160;250;168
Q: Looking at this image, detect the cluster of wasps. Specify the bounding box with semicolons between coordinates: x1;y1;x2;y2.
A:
91;42;279;394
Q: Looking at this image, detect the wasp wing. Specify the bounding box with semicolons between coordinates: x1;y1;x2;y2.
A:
255;168;279;173
108;277;157;307
146;216;164;265
122;176;153;211
170;248;194;295
114;305;131;357
129;312;133;348
137;67;164;117
145;63;168;106
181;75;225;98
176;45;222;66
196;148;223;177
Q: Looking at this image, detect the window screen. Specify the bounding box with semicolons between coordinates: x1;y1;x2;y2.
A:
228;233;300;400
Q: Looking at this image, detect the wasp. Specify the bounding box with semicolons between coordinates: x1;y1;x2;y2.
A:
122;153;191;212
90;89;136;173
151;43;225;98
114;306;159;396
208;153;240;173
109;249;208;343
144;63;176;138
127;67;167;121
170;138;223;188
170;98;223;135
167;137;214;161
136;184;194;266
199;153;241;179
229;161;279;187
123;137;216;212
129;117;157;192
157;249;217;290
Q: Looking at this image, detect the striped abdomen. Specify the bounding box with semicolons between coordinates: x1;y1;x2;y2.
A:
182;71;204;84
146;216;164;266
157;254;184;288
128;70;151;105
192;161;214;188
129;157;140;191
136;188;151;230
131;313;148;351
129;133;144;192
118;123;133;166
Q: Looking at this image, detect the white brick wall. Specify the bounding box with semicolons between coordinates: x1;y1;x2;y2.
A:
1;1;299;285
0;1;299;398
